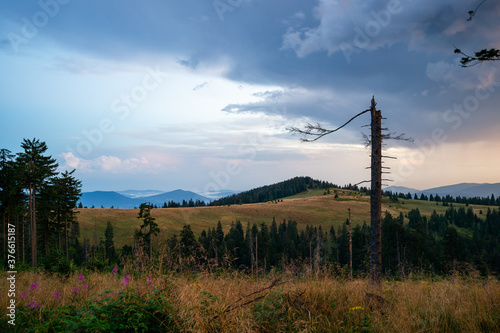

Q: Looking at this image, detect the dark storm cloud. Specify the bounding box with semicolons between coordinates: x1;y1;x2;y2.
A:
2;0;499;145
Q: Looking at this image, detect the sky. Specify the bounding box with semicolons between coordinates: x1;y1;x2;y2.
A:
1;0;499;194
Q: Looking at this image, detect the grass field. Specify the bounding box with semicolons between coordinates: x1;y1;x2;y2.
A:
76;188;493;248
2;269;499;332
4;189;498;332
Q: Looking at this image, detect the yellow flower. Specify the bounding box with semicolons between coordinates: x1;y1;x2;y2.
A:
349;306;364;311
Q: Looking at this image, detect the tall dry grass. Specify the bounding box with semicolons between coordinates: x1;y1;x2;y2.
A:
1;268;499;332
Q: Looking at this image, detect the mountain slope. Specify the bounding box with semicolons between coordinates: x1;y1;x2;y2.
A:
211;176;336;206
79;190;211;208
384;182;500;198
424;183;500;198
79;191;137;208
144;190;210;206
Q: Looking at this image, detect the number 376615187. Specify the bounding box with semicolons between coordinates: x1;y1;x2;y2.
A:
7;224;16;268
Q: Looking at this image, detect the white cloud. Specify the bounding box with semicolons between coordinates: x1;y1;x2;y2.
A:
61;152;181;174
281;0;412;58
98;155;122;171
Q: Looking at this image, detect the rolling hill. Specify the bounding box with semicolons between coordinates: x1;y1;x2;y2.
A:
211;176;336;205
79;189;211;208
75;178;500;247
76;186;495;248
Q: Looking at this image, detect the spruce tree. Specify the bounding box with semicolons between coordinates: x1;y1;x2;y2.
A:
137;203;160;260
16;139;58;267
52;170;82;260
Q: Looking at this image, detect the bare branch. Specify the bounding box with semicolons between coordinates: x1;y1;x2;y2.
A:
467;0;487;21
382;132;414;143
288;109;370;142
353;180;371;186
361;133;371;147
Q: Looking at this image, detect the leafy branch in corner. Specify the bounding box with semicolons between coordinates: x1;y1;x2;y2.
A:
454;47;500;68
454;0;500;67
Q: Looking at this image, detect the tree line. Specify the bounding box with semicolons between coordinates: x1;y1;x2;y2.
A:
384;190;500;207
0;139;82;268
2;139;498;277
77;176;340;209
122;206;499;277
210;176;336;206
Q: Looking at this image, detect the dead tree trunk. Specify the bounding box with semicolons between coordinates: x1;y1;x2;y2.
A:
348;208;353;281
369;97;382;291
289;96;410;292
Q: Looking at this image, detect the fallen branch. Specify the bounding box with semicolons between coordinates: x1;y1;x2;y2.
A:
212;277;286;320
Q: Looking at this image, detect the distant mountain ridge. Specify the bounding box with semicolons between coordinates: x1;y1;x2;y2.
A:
384;182;500;198
80;181;500;209
79;189;212;208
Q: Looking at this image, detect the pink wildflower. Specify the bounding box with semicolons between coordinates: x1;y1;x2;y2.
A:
121;278;128;287
29;283;38;291
112;267;118;275
20;293;27;299
54;292;61;299
27;301;40;309
78;274;85;281
72;287;79;296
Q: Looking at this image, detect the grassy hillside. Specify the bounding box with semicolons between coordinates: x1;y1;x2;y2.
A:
2;270;499;332
76;188;492;248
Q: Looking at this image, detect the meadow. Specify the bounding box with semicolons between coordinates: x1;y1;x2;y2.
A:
3;189;498;332
76;189;490;248
1;268;499;332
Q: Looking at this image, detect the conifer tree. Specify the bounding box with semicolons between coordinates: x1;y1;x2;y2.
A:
52;169;82;260
137;203;160;260
16;138;58;267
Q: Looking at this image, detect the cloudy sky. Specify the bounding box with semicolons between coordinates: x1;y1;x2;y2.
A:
1;0;499;194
